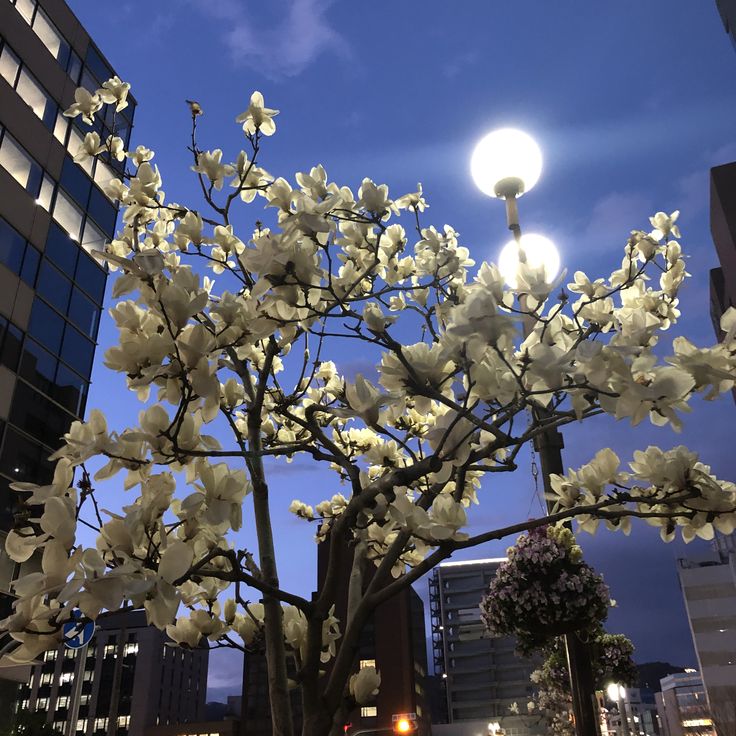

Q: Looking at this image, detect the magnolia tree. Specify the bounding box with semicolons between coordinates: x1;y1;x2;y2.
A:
2;78;736;736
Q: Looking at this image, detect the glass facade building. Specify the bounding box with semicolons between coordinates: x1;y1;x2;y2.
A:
0;0;135;716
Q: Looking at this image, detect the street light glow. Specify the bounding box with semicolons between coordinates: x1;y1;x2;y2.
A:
395;719;412;733
498;233;560;288
470;128;542;199
607;683;626;701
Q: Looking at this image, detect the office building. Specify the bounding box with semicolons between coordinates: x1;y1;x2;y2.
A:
429;558;542;736
677;538;736;735
655;672;714;736
710;162;736;346
17;609;208;736
715;0;736;48
0;0;135;712
241;531;431;736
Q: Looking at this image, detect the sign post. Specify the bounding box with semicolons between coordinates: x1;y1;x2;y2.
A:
62;612;95;736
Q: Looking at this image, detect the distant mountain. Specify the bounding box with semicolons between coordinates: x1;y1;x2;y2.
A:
205;701;229;721
637;662;687;693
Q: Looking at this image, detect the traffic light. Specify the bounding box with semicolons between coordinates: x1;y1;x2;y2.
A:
392;714;417;734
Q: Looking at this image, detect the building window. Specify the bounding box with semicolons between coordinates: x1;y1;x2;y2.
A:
360;707;377;717
123;642;138;656
359;659;376;669
0;130;42;194
15;67;55;126
117;716;130;728
52;189;84;242
10;0;72;70
0;44;21;87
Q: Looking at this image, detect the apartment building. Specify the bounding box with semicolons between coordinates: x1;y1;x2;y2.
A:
429;558;542;736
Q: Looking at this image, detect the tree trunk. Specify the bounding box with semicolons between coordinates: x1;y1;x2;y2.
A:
250;476;293;736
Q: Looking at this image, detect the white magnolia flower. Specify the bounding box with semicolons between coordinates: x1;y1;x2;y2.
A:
97;76;131;112
63;87;103;124
73;132;104;163
192;150;234;191
649;210;681;240
236;91;279;136
349;665;381;704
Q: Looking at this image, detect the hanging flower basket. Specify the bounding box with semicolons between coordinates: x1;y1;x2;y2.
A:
480;525;610;654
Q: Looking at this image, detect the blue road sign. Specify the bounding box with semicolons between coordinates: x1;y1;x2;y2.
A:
63;613;94;649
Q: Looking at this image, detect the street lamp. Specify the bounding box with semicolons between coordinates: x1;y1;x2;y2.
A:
470;128;542;242
498;233;560;289
471;129;597;736
607;683;631;736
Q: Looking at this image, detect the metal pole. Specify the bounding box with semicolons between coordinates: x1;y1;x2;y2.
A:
504;194;600;736
535;421;600;736
65;643;87;736
616;688;631;736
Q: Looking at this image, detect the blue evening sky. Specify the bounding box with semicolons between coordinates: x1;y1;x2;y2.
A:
66;0;736;701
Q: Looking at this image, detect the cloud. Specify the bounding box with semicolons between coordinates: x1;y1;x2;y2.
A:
207;648;243;700
189;0;349;78
581;191;653;251
442;50;480;79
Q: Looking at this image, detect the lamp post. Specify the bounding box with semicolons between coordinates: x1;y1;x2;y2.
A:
471;129;599;736
606;684;631;736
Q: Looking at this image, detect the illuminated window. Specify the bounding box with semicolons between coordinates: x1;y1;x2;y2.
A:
32;8;64;59
94;718;108;731
40;673;52;685
56;695;70;708
60;672;73;684
123;642;138;656
44;650;57;662
14;0;35;24
53;189;83;241
117;716;130;727
359;659;376;669
76;720;87;732
37;698;48;710
16;68;52;121
416;704;422;717
37;173;55;210
104;643;116;656
682;719;712;728
361;707;377;717
0;132;40;192
0;45;20;87
93;159;115;198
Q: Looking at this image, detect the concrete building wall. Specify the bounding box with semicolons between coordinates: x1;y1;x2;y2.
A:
679;554;736;735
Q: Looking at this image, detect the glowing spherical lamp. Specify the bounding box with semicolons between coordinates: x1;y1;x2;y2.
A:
498;233;559;288
471;128;543;199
